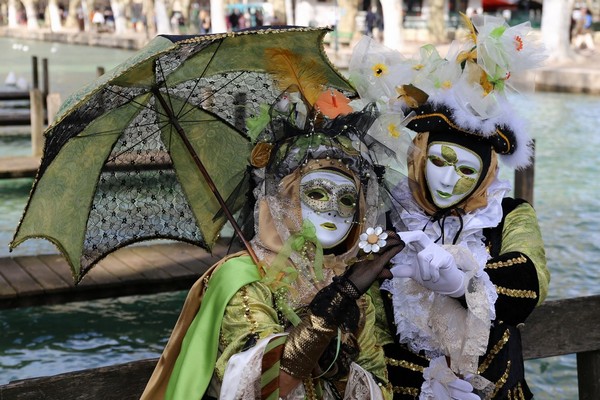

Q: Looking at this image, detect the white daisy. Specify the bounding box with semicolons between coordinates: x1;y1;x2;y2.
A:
358;226;388;253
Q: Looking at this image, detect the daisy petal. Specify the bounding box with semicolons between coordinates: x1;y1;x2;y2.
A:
372;244;380;253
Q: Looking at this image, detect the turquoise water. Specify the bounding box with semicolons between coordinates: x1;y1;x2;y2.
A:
1;37;600;398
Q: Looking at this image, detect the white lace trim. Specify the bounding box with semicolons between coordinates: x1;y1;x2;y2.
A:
343;363;385;400
221;333;288;400
382;177;507;374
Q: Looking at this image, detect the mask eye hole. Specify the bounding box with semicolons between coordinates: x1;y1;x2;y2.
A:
428;156;447;167
458;166;477;175
305;188;329;201
339;194;356;207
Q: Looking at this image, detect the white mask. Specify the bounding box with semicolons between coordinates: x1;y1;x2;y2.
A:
300;170;358;249
425;142;483;209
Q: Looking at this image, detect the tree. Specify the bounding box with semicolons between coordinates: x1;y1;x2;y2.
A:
380;0;403;50
428;0;446;43
541;0;576;61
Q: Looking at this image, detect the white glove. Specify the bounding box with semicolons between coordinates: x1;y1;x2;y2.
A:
420;356;479;400
392;231;466;297
430;375;479;400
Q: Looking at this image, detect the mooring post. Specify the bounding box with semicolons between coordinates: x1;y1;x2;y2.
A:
31;56;39;90
97;66;105;77
42;58;50;99
577;350;600;400
30;88;45;158
514;139;535;204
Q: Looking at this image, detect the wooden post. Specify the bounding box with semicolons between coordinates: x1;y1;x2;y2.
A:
514;139;535;204
577;350;600;400
97;66;105;77
42;58;50;99
31;56;39;89
46;93;62;125
30;88;45;158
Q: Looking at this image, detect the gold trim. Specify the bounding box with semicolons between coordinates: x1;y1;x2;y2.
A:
385;357;425;372
486;255;528;269
478;329;510;374
496;285;538;299
241;286;259;334
491;360;511;398
392;386;419;397
495;128;511;154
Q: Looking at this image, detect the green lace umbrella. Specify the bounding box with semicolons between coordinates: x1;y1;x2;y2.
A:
10;27;355;283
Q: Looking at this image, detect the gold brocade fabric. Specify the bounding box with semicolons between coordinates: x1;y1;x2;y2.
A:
218;280;391;398
498;202;549;304
408;132;499;216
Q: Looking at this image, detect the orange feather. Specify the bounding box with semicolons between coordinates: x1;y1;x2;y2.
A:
265;48;328;106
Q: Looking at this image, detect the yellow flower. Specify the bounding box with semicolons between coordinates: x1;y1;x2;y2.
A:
441;80;452;89
387;123;400;138
372;63;388;77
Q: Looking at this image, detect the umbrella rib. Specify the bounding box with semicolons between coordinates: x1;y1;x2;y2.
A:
106;118;173;163
152;88;260;266
174;71;247;124
171;37;226;119
102;85;170;120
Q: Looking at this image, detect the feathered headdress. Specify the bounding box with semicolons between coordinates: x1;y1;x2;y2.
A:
348;14;547;169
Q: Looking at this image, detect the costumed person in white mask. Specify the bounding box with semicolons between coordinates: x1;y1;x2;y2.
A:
141;50;410;399
347;14;550;399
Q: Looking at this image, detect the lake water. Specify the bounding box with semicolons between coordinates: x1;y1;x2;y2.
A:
1;37;599;399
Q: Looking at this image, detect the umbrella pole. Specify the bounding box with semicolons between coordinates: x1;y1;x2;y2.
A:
153;90;261;266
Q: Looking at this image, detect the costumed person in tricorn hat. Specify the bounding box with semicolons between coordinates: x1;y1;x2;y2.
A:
347;14;550;399
141;43;412;399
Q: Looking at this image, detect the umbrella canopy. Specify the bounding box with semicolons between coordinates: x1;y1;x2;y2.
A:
10;27;355;283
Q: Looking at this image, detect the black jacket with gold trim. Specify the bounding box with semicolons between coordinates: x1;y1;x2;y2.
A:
379;198;549;399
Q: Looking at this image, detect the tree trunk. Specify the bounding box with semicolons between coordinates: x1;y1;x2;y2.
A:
338;0;359;36
48;0;62;31
541;0;576;61
23;0;39;29
7;0;19;27
210;0;226;33
154;0;171;34
107;0;128;34
380;0;403;50
428;0;446;43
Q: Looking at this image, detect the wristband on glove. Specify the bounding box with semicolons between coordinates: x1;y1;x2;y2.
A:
280;276;361;379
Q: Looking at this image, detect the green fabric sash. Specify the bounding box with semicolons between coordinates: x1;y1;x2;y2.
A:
165;255;261;400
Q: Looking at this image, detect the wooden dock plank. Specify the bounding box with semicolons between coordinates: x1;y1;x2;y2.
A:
152;242;217;275
0;241;239;309
0;257;44;295
13;255;70;292
84;259;121;285
0;269;17;298
37;253;100;287
128;245;193;278
110;247;172;281
0;156;39;179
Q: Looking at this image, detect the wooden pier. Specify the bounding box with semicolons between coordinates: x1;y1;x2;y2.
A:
1;294;599;399
0;241;235;310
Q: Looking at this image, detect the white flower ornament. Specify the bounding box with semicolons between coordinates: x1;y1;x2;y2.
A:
359;226;388;253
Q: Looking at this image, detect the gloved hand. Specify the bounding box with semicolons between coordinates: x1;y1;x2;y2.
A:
421;356;479;400
430;375;479;400
392;231;465;297
344;232;404;295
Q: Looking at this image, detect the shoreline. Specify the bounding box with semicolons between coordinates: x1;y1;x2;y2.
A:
2;26;599;96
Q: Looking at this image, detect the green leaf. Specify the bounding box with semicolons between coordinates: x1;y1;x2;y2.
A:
453;176;476;195
441;145;458;164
